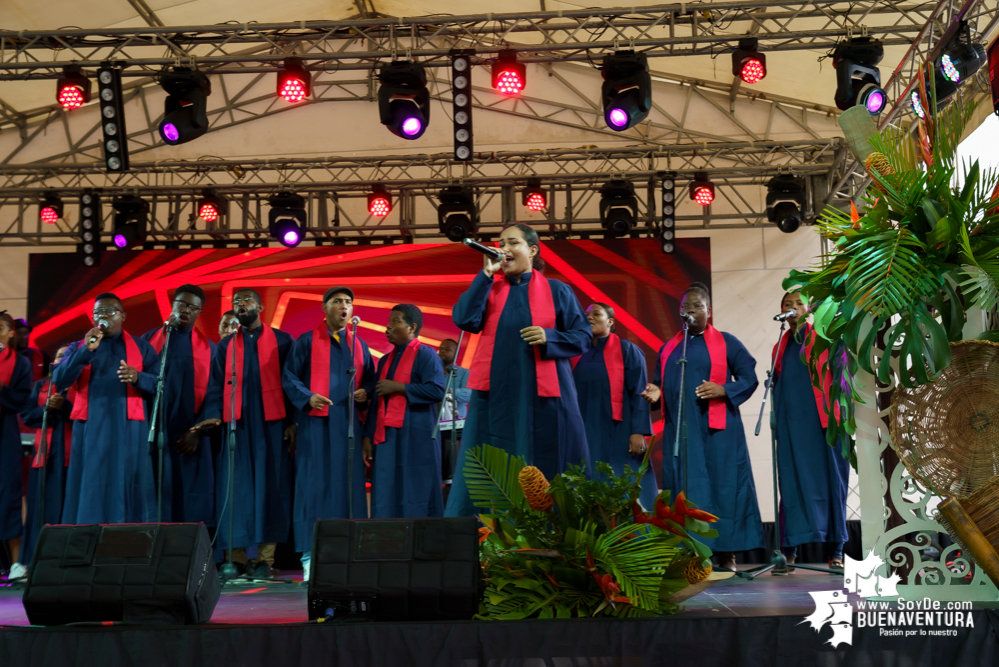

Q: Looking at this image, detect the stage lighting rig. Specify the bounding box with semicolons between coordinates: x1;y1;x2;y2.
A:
451;50;474;161
378;61;430;140
78;190;101;267
368;186;392;217
492;50;526;95
690;173;715;206
522;179;547;212
766;175;807;234
269;192;307;247
158;67;212;145
732;38;766;84
112;195;149;249
98;63;129;173
57;65;91;111
39;194;63;225
601;51;652;131
197;190;227;224
833;37;886;116
660;171;677;254
437;186;477;241
599;180;638;237
278;57;311;103
939;21;987;84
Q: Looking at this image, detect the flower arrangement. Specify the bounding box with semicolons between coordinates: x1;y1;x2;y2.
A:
463;443;718;619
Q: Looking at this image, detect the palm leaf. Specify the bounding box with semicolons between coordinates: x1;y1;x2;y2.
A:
844;228;934;316
960;264;999;313
591;523;679;611
463;443;527;511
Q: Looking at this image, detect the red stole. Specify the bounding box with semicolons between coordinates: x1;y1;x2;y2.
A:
374;339;421;445
32;380;72;468
69;332;146;421
148;325;212;414
224;324;286;423
467;271;560;397
310;322;365;417
660;325;728;430
0;346;15;386
772;323;836;429
571;334;625;421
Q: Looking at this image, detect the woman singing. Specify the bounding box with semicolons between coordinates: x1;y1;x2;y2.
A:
445;224;592;517
573;303;657;509
771;291;849;574
641;283;763;570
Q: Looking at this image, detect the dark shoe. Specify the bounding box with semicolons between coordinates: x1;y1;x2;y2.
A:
242;560;256;579
717;552;737;571
829;558;844;573
251;562;275;580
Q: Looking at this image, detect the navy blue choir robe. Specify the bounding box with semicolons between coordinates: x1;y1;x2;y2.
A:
656;331;763;552
202;327;294;551
445;270;592;518
141;326;217;525
775;334;850;549
573;336;658;510
366;343;446;519
440;365;471;420
282;329;376;551
20;379;71;564
54;333;160;524
0;354;31;541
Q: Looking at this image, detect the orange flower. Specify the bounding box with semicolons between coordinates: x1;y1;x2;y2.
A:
673;492;718;523
478;526;491;544
586;552;631;605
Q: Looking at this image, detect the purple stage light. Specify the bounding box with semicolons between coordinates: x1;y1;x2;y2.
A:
282;230;301;246
865;91;885;115
113;234;128;248
162;123;180;142
401;116;422;137
608;108;628;128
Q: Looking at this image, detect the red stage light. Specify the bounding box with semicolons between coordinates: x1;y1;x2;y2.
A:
40;206;60;224
279;77;307;103
199;203;219;222
369;196;391;217
492;50;526;96
692;186;714;206
58;85;87;110
740;58;766;84
494;69;524;95
525;192;546;212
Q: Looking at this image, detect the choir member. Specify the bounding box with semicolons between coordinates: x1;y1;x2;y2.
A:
54;294;160;524
13;318;49;384
197;288;295;578
445;224;592;517
772;291;849;574
437;339;470;421
572;303;657;509
641;283;763;571
363;304;446;519
0;312;31;575
282;287;374;580
140;285;216;524
219;310;238;340
16;345;71;576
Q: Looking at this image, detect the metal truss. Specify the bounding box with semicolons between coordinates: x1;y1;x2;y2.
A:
0;2;942;82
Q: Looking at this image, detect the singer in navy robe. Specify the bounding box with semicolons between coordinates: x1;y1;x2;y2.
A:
573;304;657;510
20;373;72;566
445;224;591;518
282;287;376;560
201;289;295;565
0;330;32;548
55;295;160;525
140;284;216;525
364;305;446;519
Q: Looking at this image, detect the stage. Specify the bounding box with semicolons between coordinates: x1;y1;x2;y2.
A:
1;567;997;666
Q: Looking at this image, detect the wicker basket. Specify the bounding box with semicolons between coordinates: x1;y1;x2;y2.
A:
889;340;999;498
935;476;999;589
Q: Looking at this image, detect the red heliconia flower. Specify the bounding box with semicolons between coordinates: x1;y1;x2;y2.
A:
586;552;630;605
673;492;719;523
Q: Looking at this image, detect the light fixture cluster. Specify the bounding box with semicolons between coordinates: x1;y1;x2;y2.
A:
909;21;987;118
451;50;474;161
732;38;767;85
79;190;101;267
98;63;129;173
660;172;676;255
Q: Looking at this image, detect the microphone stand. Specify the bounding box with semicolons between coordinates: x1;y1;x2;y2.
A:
346;320;359;520
148;322;173;523
219;332;240;584
432;332;464;492
35;378;57;539
672;319;690;499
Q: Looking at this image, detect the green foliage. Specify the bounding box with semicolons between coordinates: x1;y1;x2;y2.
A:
783;93;999;467
467;444;711;620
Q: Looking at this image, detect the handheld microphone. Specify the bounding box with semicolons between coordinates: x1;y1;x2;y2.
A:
679;312;695;326
0;342;5;352
350;316;361;326
773;309;797;322
88;319;109;345
462;237;504;261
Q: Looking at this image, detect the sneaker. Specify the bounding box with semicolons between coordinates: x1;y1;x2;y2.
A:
303;559;311;583
8;562;26;580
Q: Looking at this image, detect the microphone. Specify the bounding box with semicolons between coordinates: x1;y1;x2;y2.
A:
350;316;361;326
679;312;695;326
462;238;504;261
228;317;241;332
0;342;5;352
773;309;797;322
164;313;180;328
88;319;109;345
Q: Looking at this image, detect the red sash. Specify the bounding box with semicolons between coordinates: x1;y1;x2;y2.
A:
148;325;212;414
224;324;286;423
32;380;72;468
69;332;146;421
467;271;560;397
571;334;625;421
660;325;728;429
0;346;15;386
374;339;421;445
310;322;365;417
772;323;836;429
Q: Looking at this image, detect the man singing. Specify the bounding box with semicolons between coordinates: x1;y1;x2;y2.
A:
54;294;160;524
282;287;374;581
141;285;216;525
198;288;295;579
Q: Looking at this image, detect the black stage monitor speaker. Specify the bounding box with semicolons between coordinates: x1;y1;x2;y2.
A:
22;523;220;626
308;517;481;622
